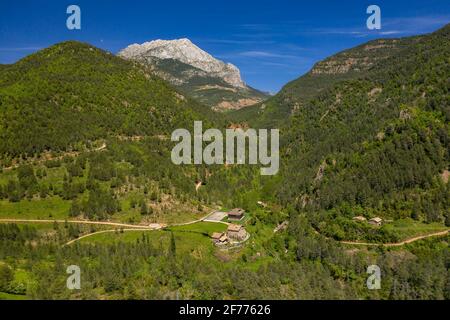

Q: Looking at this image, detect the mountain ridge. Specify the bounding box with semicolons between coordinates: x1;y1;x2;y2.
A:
119;38;245;88
0;41;216;158
118;38;269;111
229;23;450;127
275;23;449;239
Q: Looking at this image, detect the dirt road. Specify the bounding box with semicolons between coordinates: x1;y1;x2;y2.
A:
3;216;446;248
340;229;449;247
0;218;162;230
0;211;219;245
64;228;153;246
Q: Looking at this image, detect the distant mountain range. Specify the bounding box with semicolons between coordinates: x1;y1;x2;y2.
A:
118;38;268;111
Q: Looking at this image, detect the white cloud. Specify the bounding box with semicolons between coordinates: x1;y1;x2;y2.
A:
294;15;449;38
379;31;402;35
238;51;297;58
0;46;43;52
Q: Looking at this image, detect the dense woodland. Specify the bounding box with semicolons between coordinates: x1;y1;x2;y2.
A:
273;24;450;241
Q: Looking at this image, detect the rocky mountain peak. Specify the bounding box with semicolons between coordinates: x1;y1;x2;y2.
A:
118;38;245;88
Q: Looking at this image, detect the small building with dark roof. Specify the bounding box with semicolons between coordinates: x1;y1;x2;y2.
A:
369;217;383;226
227;208;245;221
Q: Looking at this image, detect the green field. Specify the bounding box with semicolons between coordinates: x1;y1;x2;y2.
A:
77;221;230;257
0;197;70;219
79;229;216;256
0;292;28;300
169;221;227;235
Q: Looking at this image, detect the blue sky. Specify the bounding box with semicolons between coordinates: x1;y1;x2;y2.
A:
0;0;449;93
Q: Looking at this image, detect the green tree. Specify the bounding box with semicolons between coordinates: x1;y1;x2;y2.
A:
140;202;148;215
169;231;176;258
0;264;13;292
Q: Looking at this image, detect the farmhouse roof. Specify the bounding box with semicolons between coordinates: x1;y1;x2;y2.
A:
229;208;245;215
211;232;223;239
227;224;243;232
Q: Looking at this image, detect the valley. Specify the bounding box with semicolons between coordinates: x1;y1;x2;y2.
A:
0;23;448;300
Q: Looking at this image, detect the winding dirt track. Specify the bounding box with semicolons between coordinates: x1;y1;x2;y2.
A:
340;229;449;247
0;218;164;246
1;218;448;247
0;211;216;245
63;228;152;246
0;219;160;230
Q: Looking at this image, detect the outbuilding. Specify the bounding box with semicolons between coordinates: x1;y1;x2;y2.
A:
227;224;247;241
227;208;245;221
369;217;383;226
211;232;228;245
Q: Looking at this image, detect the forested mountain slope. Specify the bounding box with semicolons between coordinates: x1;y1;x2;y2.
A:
276;24;450;241
229;24;449;129
0;41;259;223
0;25;448;302
0;41;217;158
